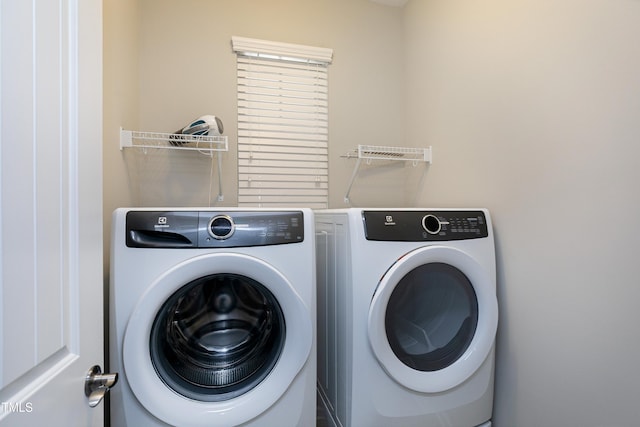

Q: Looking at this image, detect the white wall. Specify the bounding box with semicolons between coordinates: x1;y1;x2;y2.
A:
404;0;640;425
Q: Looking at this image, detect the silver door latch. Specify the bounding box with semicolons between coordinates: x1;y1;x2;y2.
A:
84;365;118;408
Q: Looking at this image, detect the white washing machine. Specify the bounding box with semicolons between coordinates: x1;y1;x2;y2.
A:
315;208;498;427
109;208;316;427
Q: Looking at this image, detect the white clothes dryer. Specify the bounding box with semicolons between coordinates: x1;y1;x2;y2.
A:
109;208;316;427
315;209;498;427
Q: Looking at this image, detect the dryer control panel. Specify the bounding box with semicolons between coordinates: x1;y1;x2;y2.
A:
363;210;488;241
125;211;304;248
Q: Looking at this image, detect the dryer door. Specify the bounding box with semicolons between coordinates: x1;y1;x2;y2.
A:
122;253;312;427
368;245;497;393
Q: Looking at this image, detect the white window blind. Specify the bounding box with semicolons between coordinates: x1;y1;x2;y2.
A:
232;37;333;208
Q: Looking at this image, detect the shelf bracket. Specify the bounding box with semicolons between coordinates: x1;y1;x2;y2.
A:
119;128;132;150
215;151;224;202
344;157;363;204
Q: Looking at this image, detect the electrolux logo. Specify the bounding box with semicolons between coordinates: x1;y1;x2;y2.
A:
155;216;170;229
1;401;34;414
384;215;396;226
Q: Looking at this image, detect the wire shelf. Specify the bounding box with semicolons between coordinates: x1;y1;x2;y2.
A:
119;128;228;202
120;129;228;153
345;145;432;162
342;144;432;204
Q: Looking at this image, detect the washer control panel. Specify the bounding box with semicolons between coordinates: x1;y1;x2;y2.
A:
126;211;304;248
362;210;488;241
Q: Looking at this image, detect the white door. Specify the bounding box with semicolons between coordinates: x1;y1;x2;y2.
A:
0;0;105;426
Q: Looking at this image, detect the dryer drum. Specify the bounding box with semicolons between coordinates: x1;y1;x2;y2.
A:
150;273;286;401
385;262;478;372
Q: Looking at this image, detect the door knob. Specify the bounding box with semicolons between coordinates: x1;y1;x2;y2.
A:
84;365;118;408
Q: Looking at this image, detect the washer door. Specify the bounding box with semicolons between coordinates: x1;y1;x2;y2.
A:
123;253;312;427
368;246;497;393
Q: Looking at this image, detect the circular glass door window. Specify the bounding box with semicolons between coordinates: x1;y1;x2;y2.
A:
150;273;285;401
385;263;478;372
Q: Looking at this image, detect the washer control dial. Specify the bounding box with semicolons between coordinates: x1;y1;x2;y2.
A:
422;214;441;235
208;215;235;239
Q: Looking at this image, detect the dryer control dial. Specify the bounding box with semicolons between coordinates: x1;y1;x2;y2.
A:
208;215;235;239
421;214;441;235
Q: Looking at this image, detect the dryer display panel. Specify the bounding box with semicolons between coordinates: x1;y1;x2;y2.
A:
149;273;285;402
363;210;488;241
385;263;478;372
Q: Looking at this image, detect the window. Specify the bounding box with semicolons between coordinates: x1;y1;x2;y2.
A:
232;37;333;208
